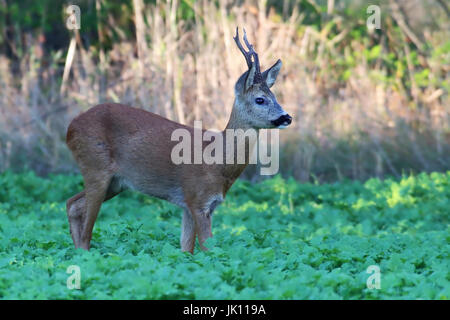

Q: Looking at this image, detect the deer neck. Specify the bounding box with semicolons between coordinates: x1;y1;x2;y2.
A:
225;106;251;130
220;102;259;192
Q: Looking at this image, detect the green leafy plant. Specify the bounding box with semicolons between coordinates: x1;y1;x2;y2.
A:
0;171;448;299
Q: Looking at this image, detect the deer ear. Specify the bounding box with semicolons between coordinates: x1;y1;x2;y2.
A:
245;63;257;91
262;59;282;88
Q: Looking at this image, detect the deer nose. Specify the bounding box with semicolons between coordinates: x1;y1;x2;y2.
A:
271;114;292;127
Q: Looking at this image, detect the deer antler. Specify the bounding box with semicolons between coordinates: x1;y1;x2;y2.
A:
233;27;262;83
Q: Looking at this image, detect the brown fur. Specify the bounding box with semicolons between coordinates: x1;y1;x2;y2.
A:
65;103;258;252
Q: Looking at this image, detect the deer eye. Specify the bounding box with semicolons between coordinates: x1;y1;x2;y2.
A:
255;97;265;105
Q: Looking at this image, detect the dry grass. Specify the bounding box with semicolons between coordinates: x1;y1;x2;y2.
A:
0;0;448;181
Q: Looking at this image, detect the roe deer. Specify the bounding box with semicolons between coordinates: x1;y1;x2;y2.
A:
66;28;292;253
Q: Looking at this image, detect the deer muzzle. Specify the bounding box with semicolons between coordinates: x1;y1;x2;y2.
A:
271;113;292;128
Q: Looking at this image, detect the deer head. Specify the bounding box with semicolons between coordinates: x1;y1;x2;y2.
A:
230;27;292;129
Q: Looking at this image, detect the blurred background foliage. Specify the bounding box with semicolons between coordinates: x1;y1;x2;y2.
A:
0;0;448;182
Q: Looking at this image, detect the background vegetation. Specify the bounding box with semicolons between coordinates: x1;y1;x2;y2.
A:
0;0;448;182
0;171;448;299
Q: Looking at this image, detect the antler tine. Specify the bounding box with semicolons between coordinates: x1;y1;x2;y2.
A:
233;27;252;69
233;27;263;84
242;29;254;53
242;29;261;78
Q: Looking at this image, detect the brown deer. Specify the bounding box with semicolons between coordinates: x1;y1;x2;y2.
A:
66;28;292;253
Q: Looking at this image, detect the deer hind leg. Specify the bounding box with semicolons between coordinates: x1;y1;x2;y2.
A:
67;132;121;249
66;177;122;249
76;173;113;250
180;209;196;253
67;191;86;248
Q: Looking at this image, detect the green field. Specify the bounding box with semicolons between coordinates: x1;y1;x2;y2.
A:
0;171;448;299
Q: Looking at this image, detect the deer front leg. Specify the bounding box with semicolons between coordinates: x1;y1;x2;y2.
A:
180;209;196;253
190;207;213;251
